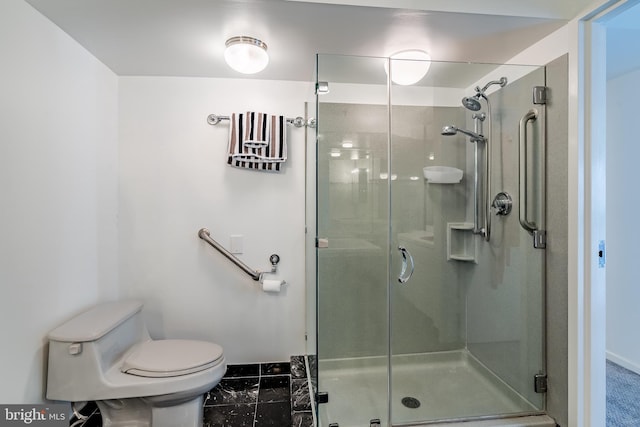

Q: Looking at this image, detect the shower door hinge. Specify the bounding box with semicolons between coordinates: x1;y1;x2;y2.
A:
316;391;329;404
533;230;546;249
316;237;329;248
533;86;548;105
534;373;548;393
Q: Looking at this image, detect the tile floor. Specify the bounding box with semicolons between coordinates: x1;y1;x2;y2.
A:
204;357;313;427
69;356;314;427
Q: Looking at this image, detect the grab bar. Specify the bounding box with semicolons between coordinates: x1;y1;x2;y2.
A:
198;228;279;281
518;109;546;249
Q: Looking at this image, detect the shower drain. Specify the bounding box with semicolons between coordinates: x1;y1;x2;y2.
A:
401;396;421;409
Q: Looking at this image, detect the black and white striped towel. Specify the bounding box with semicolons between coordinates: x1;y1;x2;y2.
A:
227;112;287;171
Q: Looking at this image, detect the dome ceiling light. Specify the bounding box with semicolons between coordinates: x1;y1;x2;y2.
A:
224;36;269;74
385;49;432;86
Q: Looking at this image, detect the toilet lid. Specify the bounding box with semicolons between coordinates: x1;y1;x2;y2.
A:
121;339;224;378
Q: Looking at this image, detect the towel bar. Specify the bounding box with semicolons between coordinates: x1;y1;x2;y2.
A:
207;114;315;128
198;228;279;281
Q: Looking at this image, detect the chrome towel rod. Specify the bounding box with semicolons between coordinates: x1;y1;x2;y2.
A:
198;228;280;281
207;114;316;128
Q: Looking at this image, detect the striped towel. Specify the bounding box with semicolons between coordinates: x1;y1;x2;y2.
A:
227;112;287;171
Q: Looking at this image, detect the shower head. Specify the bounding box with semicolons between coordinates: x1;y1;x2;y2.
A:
461;95;482;111
441;125;458;136
441;125;486;143
462;77;508;112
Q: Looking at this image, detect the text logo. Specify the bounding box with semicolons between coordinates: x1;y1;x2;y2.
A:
0;405;67;426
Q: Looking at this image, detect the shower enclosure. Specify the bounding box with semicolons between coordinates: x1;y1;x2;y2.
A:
312;55;549;426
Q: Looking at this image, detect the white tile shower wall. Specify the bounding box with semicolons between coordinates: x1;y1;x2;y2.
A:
0;0;119;403
118;77;314;363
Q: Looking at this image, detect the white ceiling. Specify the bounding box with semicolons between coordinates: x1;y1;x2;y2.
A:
287;0;592;20
24;0;571;83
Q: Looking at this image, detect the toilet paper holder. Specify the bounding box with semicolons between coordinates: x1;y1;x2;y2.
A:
198;228;281;282
260;254;281;282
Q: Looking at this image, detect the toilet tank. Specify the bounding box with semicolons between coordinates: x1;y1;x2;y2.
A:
46;300;149;401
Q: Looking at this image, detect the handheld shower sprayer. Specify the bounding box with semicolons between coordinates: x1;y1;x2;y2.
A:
440;125;486;143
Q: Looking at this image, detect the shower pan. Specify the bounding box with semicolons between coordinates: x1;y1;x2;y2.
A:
312;55;550;426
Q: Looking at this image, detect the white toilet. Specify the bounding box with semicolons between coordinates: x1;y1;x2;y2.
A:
46;300;226;427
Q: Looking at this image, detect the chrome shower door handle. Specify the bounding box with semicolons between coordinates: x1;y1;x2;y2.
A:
398;246;415;284
518;109;538;235
518;108;546;249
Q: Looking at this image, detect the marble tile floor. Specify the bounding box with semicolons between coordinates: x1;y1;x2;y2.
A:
205;356;314;427
68;355;315;427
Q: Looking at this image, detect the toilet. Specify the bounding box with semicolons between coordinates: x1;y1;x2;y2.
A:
46;300;226;427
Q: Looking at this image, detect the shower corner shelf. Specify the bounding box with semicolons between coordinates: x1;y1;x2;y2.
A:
447;222;477;263
423;166;463;184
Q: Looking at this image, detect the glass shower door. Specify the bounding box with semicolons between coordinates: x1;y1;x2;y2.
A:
389;60;547;425
315;54;391;427
314;55;548;427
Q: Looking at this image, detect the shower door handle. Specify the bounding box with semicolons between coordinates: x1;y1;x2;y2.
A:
398;246;415;284
518;108;546;249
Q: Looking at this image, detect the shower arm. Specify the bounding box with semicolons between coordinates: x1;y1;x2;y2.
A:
476;77;508;96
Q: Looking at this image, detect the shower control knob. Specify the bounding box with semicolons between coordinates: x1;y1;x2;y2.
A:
492;192;513;216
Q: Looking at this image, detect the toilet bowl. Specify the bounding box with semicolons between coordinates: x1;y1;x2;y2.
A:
46;300;226;427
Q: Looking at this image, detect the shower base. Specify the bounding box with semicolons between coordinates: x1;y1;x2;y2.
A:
317;350;551;427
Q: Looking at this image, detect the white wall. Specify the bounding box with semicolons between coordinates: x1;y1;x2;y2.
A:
606;68;640;374
118;77;313;363
0;0;119;404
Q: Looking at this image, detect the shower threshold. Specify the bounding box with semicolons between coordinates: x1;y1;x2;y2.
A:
317;350;551;427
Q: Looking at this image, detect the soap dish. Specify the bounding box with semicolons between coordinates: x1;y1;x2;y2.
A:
423;166;463;184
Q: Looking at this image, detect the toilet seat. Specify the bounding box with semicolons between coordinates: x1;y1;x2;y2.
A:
121;339;224;378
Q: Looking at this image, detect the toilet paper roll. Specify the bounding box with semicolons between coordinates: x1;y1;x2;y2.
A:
262;279;284;293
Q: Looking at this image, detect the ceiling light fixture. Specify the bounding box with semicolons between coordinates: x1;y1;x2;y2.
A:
224;36;269;74
385;49;431;86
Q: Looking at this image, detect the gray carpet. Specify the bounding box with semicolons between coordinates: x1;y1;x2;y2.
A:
607;360;640;426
